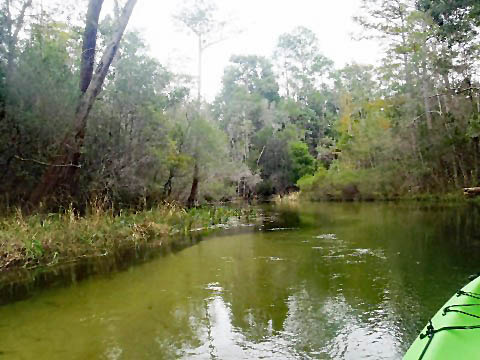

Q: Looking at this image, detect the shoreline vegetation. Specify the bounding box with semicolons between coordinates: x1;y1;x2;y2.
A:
294;167;480;203
0;203;257;272
1;193;478;276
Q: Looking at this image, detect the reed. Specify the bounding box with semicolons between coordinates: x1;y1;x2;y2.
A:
0;202;252;271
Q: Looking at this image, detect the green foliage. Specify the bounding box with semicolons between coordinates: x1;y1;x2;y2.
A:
222;55;280;104
417;0;480;44
289;141;316;182
297;166;327;191
274;26;333;100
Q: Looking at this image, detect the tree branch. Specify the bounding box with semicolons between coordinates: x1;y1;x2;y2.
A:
12;0;32;45
428;87;480;99
14;156;82;168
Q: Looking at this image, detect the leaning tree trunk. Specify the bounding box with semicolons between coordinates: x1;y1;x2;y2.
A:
186;163;199;208
28;0;138;207
79;0;104;94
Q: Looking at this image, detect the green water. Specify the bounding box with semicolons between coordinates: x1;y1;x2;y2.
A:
1;202;480;359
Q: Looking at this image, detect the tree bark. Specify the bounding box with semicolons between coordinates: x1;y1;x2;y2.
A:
421;58;433;131
284;58;290;98
163;169;174;198
29;0;138;206
473;137;479;185
442;73;451;114
79;0;104;93
197;35;203;103
399;10;412;96
186;162;199;208
464;187;480;198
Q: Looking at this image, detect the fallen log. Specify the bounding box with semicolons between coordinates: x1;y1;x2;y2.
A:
464;187;480;197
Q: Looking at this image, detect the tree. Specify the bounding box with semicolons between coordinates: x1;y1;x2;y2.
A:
221;55;280;105
355;0;416;93
174;0;233;103
84;30;181;205
214;55;285;197
417;0;480;44
0;21;81;200
79;0;104;94
1;0;33;87
289;141;316;183
175;107;230;207
254;124;302;194
216;55;281;159
274;26;332;101
0;0;33;183
29;0;138;206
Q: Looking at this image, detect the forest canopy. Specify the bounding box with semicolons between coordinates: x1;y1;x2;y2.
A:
1;0;479;209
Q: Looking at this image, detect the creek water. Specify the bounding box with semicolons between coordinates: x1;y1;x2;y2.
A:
1;202;480;359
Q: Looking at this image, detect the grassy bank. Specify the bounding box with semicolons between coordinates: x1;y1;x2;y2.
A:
0;204;256;271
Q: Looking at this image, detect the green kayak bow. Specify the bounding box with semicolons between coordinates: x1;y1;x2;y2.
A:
404;275;480;360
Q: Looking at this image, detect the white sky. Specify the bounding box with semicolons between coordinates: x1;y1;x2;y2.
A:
114;0;383;100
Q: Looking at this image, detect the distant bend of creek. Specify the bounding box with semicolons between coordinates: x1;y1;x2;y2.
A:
1;202;480;359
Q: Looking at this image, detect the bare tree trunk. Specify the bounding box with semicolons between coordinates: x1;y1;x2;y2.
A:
410;126;424;168
187;162;199;208
29;0;138;206
256;145;266;168
163;169;174;198
443;118;460;188
197;35;203;103
475;92;480;114
436;89;443;116
283;58;290;98
464;187;480;197
458;154;468;187
79;0;104;93
473;137;479;185
442;73;451;114
421;59;433;131
399;12;412;96
450;154;459;188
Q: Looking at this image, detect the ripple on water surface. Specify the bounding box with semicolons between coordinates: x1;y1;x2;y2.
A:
1;202;480;359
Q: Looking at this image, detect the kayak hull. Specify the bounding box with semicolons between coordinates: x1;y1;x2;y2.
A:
404;275;480;359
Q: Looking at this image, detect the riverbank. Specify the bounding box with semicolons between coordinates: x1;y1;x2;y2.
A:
295;165;480;203
0;204;256;271
277;187;473;203
296;174;473;203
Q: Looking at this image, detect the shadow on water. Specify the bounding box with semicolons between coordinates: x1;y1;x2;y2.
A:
0;223;267;306
0;235;197;306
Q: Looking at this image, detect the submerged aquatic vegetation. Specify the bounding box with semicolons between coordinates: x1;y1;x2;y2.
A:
0;204;256;271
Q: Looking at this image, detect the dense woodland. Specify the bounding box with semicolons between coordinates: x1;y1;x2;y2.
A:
1;0;479;210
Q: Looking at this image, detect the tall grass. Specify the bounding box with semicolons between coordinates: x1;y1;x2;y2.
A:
0;203;254;270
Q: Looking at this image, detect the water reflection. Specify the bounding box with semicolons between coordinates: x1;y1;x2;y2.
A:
172;280;401;359
1;202;480;359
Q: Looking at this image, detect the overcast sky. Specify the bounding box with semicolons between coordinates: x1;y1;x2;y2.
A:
109;0;382;100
